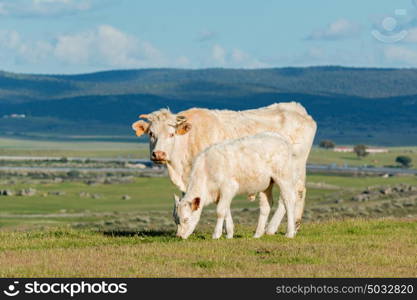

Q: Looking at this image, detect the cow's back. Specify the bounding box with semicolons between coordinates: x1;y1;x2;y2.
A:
181;102;315;158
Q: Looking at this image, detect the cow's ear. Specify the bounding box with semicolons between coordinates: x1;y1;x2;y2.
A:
176;122;192;135
191;197;200;211
132;120;149;137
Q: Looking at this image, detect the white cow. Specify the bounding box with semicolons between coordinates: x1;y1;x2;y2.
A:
173;132;297;239
132;102;316;233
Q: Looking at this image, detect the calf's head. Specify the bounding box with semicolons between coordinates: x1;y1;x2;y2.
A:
131;109;192;164
173;195;201;239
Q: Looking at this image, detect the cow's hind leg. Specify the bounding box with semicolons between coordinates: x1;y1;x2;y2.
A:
295;184;306;232
294;169;307;232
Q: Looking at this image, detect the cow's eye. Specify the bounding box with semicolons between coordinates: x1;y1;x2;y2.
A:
149;131;154;138
169;133;174;138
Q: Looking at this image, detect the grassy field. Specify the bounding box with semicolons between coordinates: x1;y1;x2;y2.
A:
2;137;417;169
0;137;147;158
309;147;417;168
0;219;415;277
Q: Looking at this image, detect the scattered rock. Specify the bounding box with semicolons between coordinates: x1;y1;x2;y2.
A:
379;187;392;195
17;188;37;196
351;194;369;202
48;191;66;196
0;189;14;196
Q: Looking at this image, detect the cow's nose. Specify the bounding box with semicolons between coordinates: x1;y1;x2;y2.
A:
151;151;166;161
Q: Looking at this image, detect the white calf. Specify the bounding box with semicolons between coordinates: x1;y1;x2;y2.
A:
173;132;298;239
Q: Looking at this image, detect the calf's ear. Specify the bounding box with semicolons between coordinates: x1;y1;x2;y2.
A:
132;120;149;137
191;197;200;211
174;194;180;206
176;122;192;135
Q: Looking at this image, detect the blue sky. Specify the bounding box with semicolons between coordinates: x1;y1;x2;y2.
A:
1;0;417;74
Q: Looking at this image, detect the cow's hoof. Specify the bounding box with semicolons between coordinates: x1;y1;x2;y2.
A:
295;220;302;232
285;232;296;238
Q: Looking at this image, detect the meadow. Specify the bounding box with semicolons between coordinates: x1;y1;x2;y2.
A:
0;219;415;277
0;137;416;277
309;147;417;168
0;136;147;158
1;136;417;168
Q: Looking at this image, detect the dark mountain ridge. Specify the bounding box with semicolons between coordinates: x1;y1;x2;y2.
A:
1;66;417;145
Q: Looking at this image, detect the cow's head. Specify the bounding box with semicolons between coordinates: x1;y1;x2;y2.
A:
173;194;201;239
131;109;192;164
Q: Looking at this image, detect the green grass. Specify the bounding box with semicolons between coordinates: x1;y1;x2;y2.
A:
0;137;147;158
0;219;415;277
308;174;417;189
309;146;417;168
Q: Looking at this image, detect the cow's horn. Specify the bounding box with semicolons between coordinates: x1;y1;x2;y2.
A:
139;114;150;120
176;115;187;124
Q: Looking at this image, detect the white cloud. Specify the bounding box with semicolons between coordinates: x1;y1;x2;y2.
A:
230;48;267;68
0;30;21;48
209;44;268;68
175;56;192;67
0;29;54;63
54;31;93;64
306;18;361;40
0;0;109;17
384;45;417;65
211;44;226;65
196;30;217;42
0;25;194;70
54;25;166;68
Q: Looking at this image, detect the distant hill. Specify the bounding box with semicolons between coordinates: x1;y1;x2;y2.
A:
1;66;417;145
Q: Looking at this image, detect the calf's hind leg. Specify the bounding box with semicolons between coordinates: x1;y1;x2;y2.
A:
254;185;273;238
225;209;234;239
276;179;297;238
